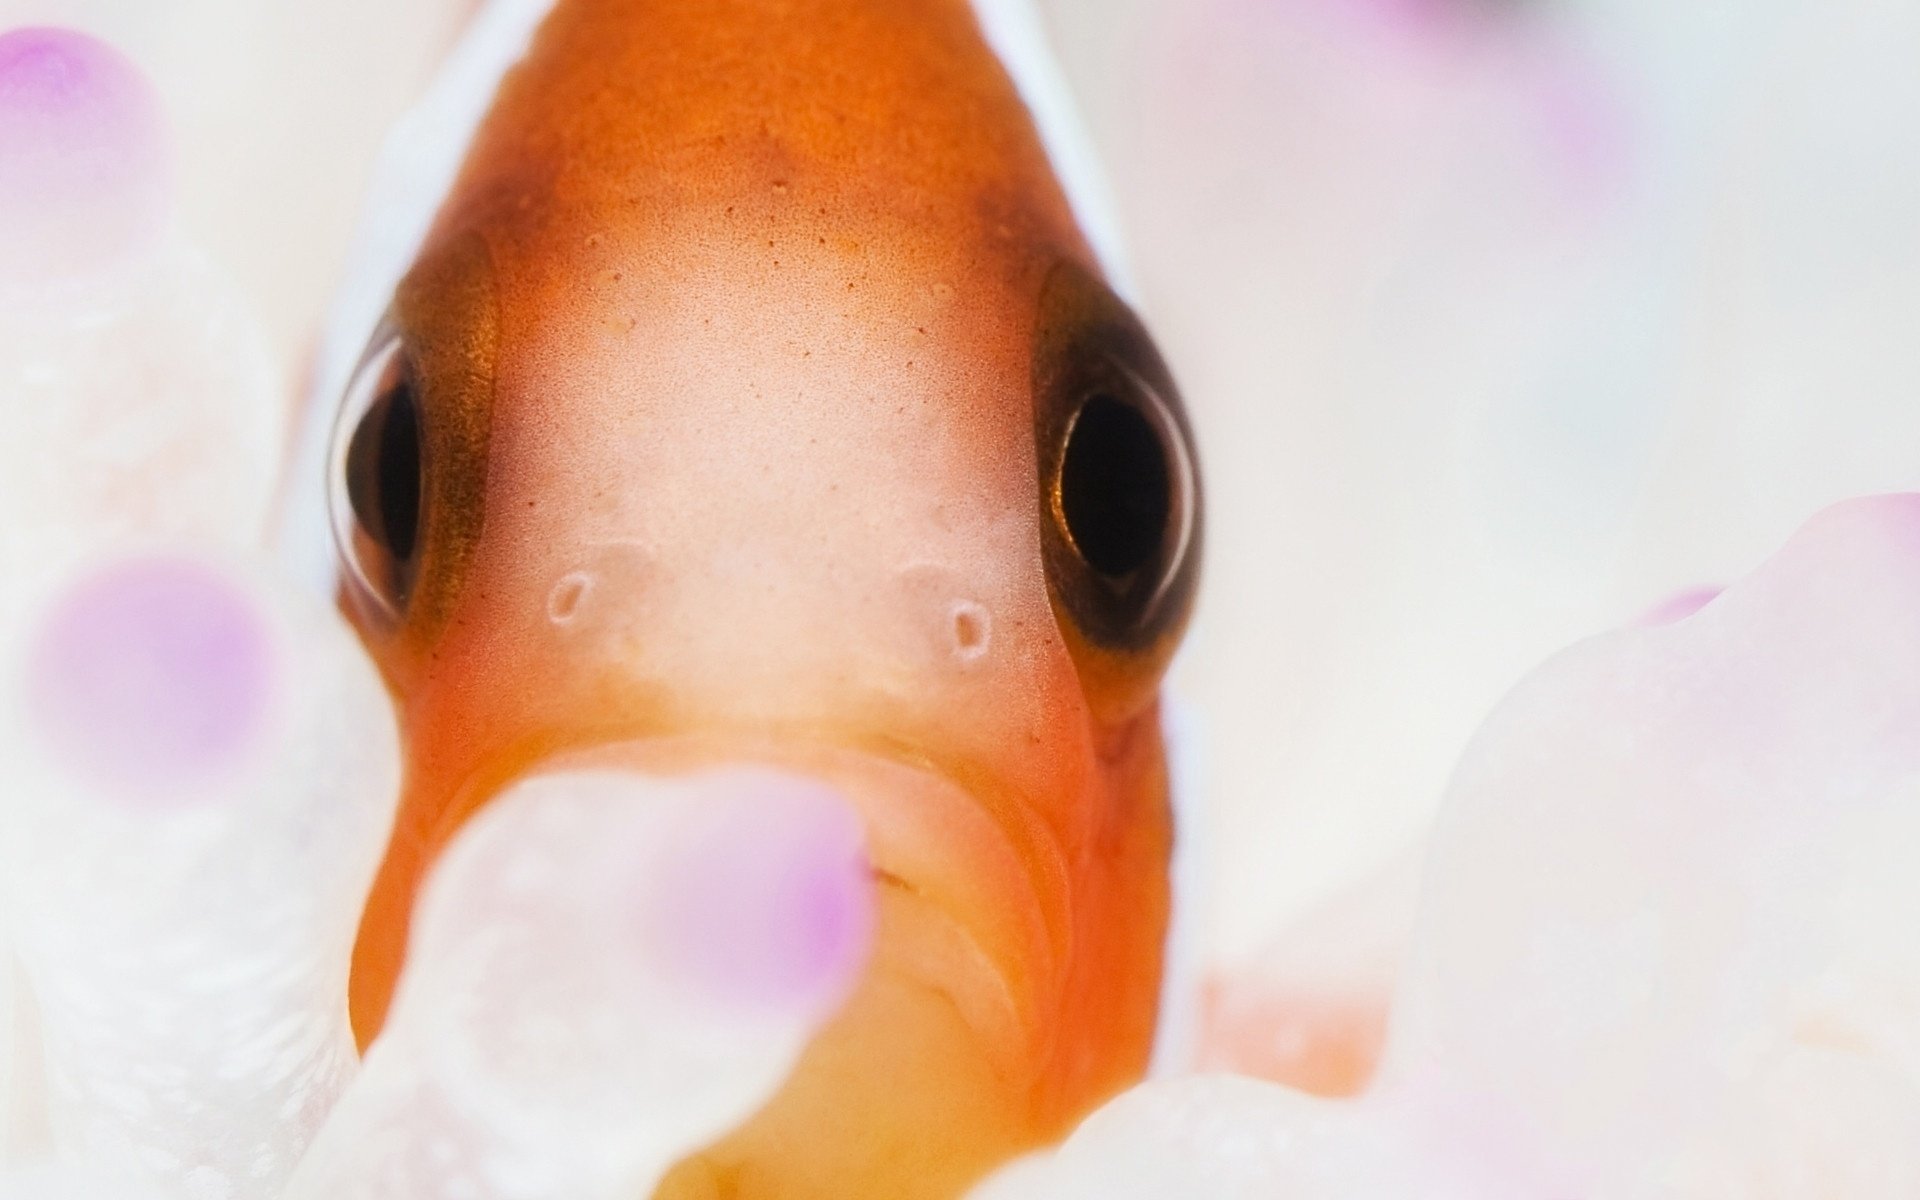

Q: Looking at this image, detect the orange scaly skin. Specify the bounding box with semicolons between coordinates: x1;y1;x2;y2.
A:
338;2;1197;1197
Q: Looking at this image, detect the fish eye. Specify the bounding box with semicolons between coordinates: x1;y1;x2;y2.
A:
1035;263;1201;668
1058;390;1177;580
329;325;424;621
1048;370;1198;637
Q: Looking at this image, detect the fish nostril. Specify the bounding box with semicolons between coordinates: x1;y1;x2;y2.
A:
545;542;665;634
896;564;993;669
547;571;595;626
949;601;991;662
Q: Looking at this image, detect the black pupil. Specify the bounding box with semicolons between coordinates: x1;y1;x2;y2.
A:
346;370;423;568
1059;393;1172;578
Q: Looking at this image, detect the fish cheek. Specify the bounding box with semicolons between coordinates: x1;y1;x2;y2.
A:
1030;261;1202;725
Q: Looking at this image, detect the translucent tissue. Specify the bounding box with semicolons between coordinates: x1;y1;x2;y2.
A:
1;557;874;1199
3;555;397;1195
0;28;282;630
980;495;1920;1197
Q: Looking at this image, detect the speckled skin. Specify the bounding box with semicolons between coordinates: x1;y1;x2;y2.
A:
340;2;1192;1196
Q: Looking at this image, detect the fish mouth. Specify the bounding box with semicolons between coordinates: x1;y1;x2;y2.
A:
533;735;1071;1084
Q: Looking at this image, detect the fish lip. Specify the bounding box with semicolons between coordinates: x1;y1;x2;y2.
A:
528;733;1069;1084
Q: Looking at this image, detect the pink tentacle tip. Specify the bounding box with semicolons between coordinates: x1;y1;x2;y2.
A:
1289;0;1474;59
0;26;169;281
647;771;876;1014
1634;586;1722;627
24;557;274;804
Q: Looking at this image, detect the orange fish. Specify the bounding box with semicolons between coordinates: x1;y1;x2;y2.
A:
317;1;1201;1195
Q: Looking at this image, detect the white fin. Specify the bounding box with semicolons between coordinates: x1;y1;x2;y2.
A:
1152;684;1208;1075
968;0;1137;300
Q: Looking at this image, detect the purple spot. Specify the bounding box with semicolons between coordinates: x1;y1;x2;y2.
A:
1514;38;1636;214
646;771;875;1012
25;557;273;804
1291;0;1484;64
1341;0;1457;40
0;27;169;281
1634;586;1722;627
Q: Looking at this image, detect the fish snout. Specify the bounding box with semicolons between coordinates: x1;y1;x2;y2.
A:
531;540;1031;711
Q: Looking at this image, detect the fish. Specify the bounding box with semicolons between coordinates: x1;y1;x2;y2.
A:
303;1;1202;1196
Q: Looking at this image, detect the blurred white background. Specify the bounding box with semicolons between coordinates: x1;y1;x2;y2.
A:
1043;0;1920;962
